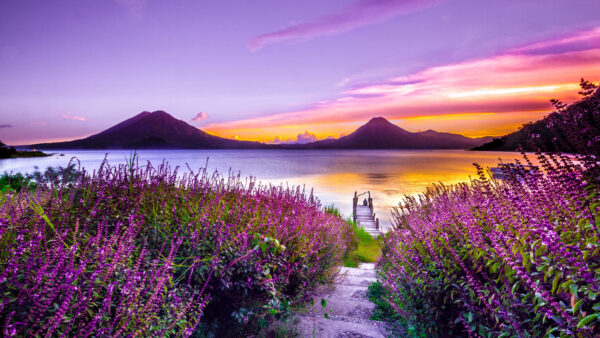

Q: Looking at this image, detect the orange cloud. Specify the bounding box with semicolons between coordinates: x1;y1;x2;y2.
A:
206;27;600;141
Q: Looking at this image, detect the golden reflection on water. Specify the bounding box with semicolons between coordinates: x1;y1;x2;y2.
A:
278;151;538;230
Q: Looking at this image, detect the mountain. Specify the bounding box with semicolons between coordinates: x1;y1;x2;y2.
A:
471;123;542;152
301;117;492;149
473;85;600;153
29;112;493;150
31;111;268;149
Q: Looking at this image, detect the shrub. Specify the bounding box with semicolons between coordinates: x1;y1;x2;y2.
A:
0;160;352;336
0;162;84;193
378;153;600;336
0;172;37;193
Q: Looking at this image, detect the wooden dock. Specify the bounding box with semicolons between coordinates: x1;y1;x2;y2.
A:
352;191;381;237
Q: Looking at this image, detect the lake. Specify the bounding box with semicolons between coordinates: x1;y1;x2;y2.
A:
0;149;532;231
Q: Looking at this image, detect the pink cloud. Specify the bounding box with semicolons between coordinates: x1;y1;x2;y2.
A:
191;112;208;122
208;27;600;134
249;0;443;51
510;27;600;56
271;131;319;144
61;113;86;121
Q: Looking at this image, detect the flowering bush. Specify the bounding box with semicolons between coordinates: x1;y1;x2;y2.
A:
378;153;600;336
0;160;353;336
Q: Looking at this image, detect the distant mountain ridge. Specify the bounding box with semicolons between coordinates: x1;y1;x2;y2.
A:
32;111;268;149
30;112;492;150
300;117;493;149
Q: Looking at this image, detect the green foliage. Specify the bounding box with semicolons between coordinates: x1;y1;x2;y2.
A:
28;163;83;184
324;204;342;217
343;221;381;267
0;163;83;194
0;172;37;192
256;320;300;338
367;281;426;337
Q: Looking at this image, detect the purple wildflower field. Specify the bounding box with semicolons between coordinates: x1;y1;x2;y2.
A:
377;153;600;336
0;160;353;336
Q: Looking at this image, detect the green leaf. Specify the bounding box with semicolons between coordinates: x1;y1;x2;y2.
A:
551;273;561;294
535;245;546;257
561;280;574;293
577;313;599;329
512;281;520;295
321;298;327;307
570;284;578;297
574;299;584;314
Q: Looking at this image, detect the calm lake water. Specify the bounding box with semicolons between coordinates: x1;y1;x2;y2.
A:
0;149;531;230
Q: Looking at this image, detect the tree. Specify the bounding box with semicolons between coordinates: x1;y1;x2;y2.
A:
579;78;599;97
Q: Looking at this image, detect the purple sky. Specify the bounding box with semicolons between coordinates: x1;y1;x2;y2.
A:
1;0;599;144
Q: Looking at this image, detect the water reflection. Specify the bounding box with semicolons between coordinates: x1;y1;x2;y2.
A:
0;149;534;230
365;173;390;185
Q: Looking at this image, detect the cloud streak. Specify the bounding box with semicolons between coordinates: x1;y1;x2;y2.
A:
510;27;600;56
61;113;86;121
249;0;443;51
0;124;13;129
209;26;600;140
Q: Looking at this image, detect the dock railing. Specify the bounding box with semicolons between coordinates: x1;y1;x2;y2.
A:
353;191;379;230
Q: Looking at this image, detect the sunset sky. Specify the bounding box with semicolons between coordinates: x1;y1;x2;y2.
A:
1;0;599;145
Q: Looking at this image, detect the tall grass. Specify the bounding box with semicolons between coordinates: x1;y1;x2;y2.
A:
323;205;381;268
343;222;381;268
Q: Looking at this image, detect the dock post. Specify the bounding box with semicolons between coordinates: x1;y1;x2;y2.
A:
353;191;358;222
368;191;373;212
376;218;379;230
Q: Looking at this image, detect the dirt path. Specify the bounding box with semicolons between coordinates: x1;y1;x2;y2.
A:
295;263;388;338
